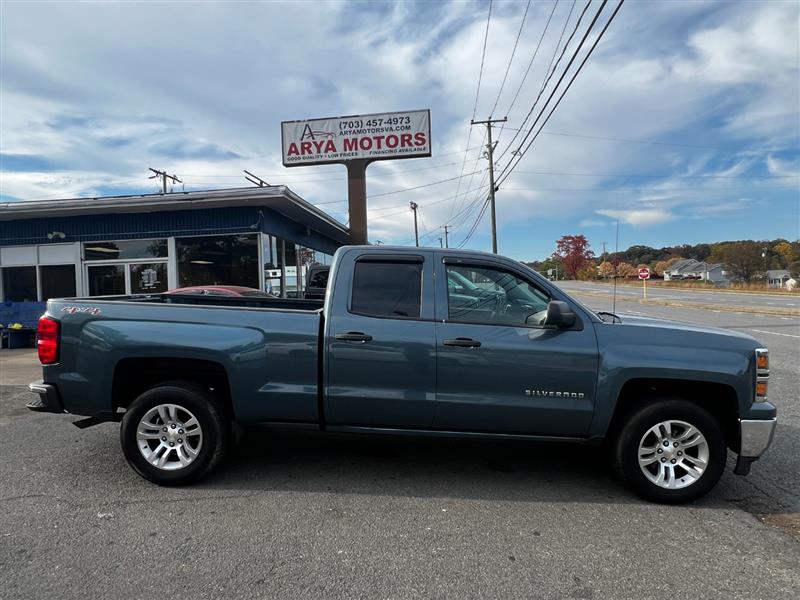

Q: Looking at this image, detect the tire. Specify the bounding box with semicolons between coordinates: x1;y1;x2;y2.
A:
120;381;230;485
614;399;726;504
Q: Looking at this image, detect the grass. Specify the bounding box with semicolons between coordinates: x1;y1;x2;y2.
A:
586;278;799;294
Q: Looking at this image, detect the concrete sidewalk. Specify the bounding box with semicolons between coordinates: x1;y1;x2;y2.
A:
0;348;40;386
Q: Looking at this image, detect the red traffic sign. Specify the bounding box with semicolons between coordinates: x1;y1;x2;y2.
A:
638;267;651;280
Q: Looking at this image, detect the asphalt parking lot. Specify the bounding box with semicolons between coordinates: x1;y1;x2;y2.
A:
1;288;799;599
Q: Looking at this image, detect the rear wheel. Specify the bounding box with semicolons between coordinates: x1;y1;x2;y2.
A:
120;382;229;485
615;399;726;503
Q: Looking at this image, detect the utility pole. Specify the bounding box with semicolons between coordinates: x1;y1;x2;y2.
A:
438;237;443;248
471;117;507;254
443;225;451;249
244;170;270;187
601;241;608;259
149;168;181;194
410;202;419;247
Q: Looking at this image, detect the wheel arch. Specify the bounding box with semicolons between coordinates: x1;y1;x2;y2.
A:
112;357;234;421
605;378;740;451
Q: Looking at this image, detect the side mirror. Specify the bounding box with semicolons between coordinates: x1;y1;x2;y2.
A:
545;300;576;328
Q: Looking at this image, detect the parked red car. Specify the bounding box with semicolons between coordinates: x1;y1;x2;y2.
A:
164;285;274;297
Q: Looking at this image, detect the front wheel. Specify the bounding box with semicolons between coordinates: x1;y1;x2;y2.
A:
120;382;230;485
615;399;727;503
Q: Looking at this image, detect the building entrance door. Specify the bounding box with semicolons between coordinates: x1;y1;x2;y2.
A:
86;261;168;295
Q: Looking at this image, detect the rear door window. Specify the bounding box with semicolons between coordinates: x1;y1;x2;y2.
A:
351;261;422;319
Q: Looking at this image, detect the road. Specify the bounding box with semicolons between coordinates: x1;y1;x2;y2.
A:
1;291;799;599
558;280;799;312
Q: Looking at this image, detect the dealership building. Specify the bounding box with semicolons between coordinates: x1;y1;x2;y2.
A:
0;186;349;305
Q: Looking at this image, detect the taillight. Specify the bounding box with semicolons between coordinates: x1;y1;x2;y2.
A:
754;348;769;402
37;316;60;365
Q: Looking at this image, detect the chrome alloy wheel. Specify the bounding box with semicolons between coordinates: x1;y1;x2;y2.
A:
638;420;709;489
136;404;203;471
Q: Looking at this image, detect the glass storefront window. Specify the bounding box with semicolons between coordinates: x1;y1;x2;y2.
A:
40;265;76;300
130;263;168;294
2;266;37;301
263;235;282;297
312;250;333;266
88;265;126;296
83;239;167;261
176;234;259;288
282;242;299;298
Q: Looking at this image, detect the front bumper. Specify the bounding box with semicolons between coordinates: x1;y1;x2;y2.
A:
739;418;777;457
26;380;64;414
734;417;777;475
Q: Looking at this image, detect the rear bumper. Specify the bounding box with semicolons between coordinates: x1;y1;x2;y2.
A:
26;380;65;414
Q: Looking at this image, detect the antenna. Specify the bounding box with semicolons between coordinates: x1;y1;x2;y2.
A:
244;170;270;187
148;168;181;194
612;219;620;316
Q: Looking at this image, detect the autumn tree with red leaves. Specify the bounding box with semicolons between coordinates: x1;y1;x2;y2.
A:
553;235;595;279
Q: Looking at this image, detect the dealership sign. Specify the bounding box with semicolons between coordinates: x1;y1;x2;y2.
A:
281;109;431;166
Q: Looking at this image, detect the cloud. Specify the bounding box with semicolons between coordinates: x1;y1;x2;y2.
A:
0;0;797;258
148;140;241;160
766;154;800;179
579;219;608;228
596;208;674;227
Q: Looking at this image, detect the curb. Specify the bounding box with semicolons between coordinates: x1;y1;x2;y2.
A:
569;281;798;298
569;290;800;318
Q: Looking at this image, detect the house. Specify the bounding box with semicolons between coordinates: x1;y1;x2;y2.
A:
766;269;791;288
663;259;729;285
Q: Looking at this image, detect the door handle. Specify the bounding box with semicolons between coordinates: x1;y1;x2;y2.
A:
443;337;481;348
335;332;373;343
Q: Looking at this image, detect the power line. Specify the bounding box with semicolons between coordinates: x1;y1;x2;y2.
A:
451;1;494;223
447;170;492;235
366;184;492;217
472;0;493;121
362;187;493;238
498;184;798;192
490;0;531;117
503;0;561;123
537;130;736;150
510;169;798;180
368;169;486;199
497;0;625;188
497;0;584;164
449;129;487;221
458;195;492;248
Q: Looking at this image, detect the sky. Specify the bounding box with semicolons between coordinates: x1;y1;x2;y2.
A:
1;0;798;261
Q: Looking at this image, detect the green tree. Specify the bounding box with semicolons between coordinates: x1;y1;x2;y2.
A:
711;241;764;281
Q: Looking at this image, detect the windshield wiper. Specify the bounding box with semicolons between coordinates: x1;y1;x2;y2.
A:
596;311;622;324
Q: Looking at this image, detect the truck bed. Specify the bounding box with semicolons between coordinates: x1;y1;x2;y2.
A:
42;294;324;424
78;293;324;312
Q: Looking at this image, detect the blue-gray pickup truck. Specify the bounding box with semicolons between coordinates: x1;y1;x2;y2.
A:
28;246;776;503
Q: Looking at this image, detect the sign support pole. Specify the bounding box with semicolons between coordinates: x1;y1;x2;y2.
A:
346;159;370;245
643;277;647;299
